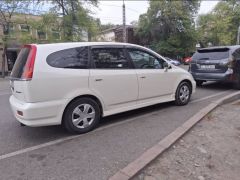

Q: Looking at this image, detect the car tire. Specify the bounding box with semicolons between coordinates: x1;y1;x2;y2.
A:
175;81;191;106
63;97;101;134
196;80;204;86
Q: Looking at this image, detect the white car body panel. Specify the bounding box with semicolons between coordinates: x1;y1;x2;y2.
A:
9;42;196;127
89;69;138;111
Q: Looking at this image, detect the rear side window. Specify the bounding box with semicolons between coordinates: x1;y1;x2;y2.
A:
192;48;229;61
11;47;30;78
91;48;129;69
47;47;88;69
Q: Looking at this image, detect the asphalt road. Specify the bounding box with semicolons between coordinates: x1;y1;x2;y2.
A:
0;75;237;180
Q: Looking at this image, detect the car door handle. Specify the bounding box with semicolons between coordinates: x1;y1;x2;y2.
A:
95;78;103;81
140;76;146;79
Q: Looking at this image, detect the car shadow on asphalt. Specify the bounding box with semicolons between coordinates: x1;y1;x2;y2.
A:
99;101;173;128
198;81;234;91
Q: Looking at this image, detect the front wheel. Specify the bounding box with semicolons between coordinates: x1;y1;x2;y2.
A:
175;82;191;106
63;98;101;134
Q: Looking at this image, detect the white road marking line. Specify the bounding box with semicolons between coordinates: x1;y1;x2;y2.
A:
190;90;233;103
0;90;233;161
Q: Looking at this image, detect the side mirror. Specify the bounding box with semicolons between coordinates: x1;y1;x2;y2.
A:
163;62;171;72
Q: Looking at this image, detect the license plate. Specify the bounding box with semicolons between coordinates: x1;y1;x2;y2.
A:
200;65;215;69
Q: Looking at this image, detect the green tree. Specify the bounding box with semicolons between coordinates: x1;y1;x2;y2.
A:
137;0;200;58
50;0;99;41
16;13;62;44
197;0;240;46
0;0;32;77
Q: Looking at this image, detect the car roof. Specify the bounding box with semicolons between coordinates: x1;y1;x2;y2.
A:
198;45;240;52
32;42;143;49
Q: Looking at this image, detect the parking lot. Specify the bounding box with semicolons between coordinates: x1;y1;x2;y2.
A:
0;71;237;180
0;67;235;179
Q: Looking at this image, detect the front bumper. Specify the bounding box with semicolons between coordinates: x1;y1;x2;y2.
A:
9;95;65;127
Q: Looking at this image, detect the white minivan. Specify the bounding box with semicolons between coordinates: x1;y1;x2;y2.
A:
9;42;196;134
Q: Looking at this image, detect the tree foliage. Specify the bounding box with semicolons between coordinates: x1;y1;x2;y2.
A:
197;0;240;47
0;0;33;77
0;0;30;34
50;0;99;41
137;0;200;57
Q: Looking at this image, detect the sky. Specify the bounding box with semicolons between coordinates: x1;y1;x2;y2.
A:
91;0;220;25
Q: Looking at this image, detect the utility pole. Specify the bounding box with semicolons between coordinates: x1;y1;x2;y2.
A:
122;0;126;43
237;25;240;45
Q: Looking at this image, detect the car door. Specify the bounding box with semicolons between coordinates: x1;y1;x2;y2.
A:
127;48;177;103
89;46;138;111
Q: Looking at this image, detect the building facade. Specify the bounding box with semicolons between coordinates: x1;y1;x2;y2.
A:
0;13;89;75
97;25;138;44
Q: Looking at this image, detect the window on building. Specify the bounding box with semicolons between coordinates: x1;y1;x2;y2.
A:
51;28;61;40
37;30;47;40
92;48;129;69
9;23;14;32
20;24;31;33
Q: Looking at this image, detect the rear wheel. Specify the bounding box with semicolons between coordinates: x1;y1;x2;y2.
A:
63;98;101;134
175;82;191;106
196;80;204;86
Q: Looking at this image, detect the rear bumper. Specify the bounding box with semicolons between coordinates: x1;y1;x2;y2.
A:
190;69;234;82
9;95;65;127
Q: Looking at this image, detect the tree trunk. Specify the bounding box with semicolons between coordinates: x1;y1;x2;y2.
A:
1;45;6;78
60;0;66;40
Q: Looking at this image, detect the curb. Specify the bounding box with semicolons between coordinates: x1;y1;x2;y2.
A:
109;91;240;180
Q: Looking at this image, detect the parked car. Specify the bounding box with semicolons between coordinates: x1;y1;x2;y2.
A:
9;42;196;134
165;57;181;66
189;46;240;88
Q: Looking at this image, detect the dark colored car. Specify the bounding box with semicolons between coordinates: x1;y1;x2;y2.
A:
189;46;240;89
165;57;181;66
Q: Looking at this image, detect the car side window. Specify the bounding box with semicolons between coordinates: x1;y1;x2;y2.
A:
128;49;164;69
91;48;129;69
47;46;88;69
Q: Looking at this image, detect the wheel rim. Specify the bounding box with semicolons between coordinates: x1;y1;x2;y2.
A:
72;104;95;129
179;85;190;103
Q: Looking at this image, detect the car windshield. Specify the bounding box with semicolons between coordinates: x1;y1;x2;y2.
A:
192;48;229;60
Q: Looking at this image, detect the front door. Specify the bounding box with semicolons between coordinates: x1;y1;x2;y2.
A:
127;48;176;102
89;47;138;111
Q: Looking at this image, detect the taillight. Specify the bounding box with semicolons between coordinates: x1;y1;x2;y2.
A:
21;45;37;80
228;56;235;69
187;57;192;62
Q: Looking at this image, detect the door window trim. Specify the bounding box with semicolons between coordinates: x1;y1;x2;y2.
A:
126;47;166;69
89;45;134;69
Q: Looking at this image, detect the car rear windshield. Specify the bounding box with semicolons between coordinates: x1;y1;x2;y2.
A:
192;48;229;60
11;47;30;78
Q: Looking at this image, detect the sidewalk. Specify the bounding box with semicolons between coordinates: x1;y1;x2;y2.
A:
134;100;240;180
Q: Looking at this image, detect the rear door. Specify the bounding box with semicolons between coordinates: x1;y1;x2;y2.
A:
191;48;230;73
89;46;138;110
